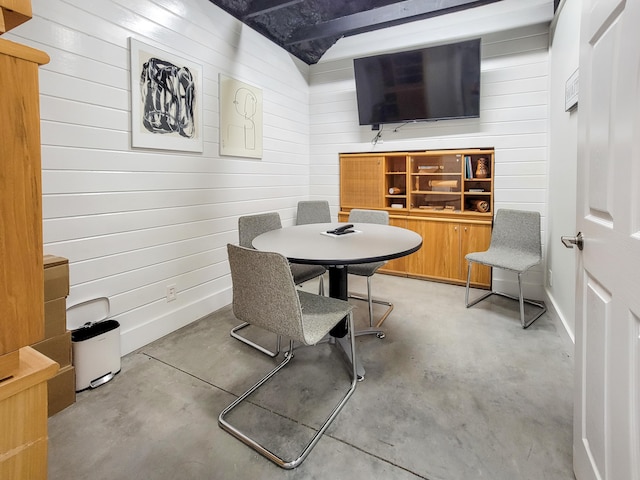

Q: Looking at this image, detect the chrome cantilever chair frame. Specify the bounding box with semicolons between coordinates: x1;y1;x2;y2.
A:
465;271;547;329
464;209;547;329
230;321;283;357
220;244;357;469
347;209;393;338
231;212;325;357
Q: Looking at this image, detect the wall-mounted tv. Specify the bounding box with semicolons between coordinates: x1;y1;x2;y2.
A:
353;39;481;127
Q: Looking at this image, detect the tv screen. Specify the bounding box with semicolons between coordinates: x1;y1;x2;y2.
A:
353;39;481;126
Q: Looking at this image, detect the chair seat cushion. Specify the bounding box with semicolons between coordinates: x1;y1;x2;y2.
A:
466;247;540;272
290;263;326;284
298;291;353;345
347;261;386;277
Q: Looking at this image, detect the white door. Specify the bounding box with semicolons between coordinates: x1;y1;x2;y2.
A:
573;0;640;479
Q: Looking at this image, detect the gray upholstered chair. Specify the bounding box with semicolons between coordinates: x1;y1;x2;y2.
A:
232;213;326;357
465;209;547;328
347;209;394;332
295;200;332;225
220;244;357;469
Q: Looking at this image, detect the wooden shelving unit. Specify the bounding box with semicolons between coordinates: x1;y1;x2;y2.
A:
339;149;495;288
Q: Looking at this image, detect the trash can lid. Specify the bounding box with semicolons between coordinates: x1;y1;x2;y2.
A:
66;297;110;331
72;319;120;342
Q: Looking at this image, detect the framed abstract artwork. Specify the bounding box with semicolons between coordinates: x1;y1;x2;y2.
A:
130;38;204;152
219;74;263;158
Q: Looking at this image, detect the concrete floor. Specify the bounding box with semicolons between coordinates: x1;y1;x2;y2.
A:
48;274;574;480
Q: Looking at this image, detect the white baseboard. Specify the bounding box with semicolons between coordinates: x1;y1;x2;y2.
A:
119;288;233;356
544;288;575;349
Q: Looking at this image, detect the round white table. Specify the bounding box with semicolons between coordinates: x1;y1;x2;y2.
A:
252;222;423;379
253;222;422;307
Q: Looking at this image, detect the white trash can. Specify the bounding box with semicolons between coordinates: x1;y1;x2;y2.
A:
67;297;121;392
72;320;121;391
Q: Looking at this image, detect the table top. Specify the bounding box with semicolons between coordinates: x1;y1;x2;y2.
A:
252;222;423;266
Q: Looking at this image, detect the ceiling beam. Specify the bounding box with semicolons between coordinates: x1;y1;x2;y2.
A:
285;0;503;45
243;0;305;20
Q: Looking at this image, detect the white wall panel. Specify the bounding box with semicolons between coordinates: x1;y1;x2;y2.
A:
7;0;312;354
545;0;581;342
41;98;127;130
38;70;129;108
70;237;230;284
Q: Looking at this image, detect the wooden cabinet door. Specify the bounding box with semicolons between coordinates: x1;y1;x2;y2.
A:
380;217;409;274
459;222;492;286
405;218;460;281
339;155;384;209
403;218;490;287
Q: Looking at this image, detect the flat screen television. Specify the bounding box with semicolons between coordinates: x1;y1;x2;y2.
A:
353;39;481;127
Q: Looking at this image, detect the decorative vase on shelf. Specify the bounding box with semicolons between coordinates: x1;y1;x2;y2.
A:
475;157;489;178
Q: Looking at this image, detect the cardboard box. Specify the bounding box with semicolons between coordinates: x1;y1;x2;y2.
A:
44;297;66;339
31;331;71;368
47;365;75;416
43;255;69;302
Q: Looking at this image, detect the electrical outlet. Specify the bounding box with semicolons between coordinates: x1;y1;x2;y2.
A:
166;284;177;302
548;270;553;287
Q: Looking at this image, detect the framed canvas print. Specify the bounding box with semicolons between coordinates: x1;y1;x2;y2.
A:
130;38;204;152
219;74;263;158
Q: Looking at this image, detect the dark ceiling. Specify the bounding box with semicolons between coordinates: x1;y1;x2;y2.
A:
208;0;506;64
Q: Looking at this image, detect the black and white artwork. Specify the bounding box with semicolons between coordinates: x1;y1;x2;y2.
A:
130;38;203;152
219;74;263;158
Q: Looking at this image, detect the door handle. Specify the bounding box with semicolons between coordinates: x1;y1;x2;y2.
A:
561;232;583;250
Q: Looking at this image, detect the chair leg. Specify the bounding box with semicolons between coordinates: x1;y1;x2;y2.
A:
230;322;281;358
366;275;374;326
517;272;547;329
465;262;494;307
219;315;358;470
465;263;546;329
349;276;393;338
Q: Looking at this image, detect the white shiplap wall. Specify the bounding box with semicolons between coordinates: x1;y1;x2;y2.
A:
7;0;312;354
309;23;551;297
546;0;581;341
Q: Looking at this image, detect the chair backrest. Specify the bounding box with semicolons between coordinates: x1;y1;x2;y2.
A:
296;200;331;225
227;244;306;343
348;209;389;225
490;209;541;258
238;212;282;248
